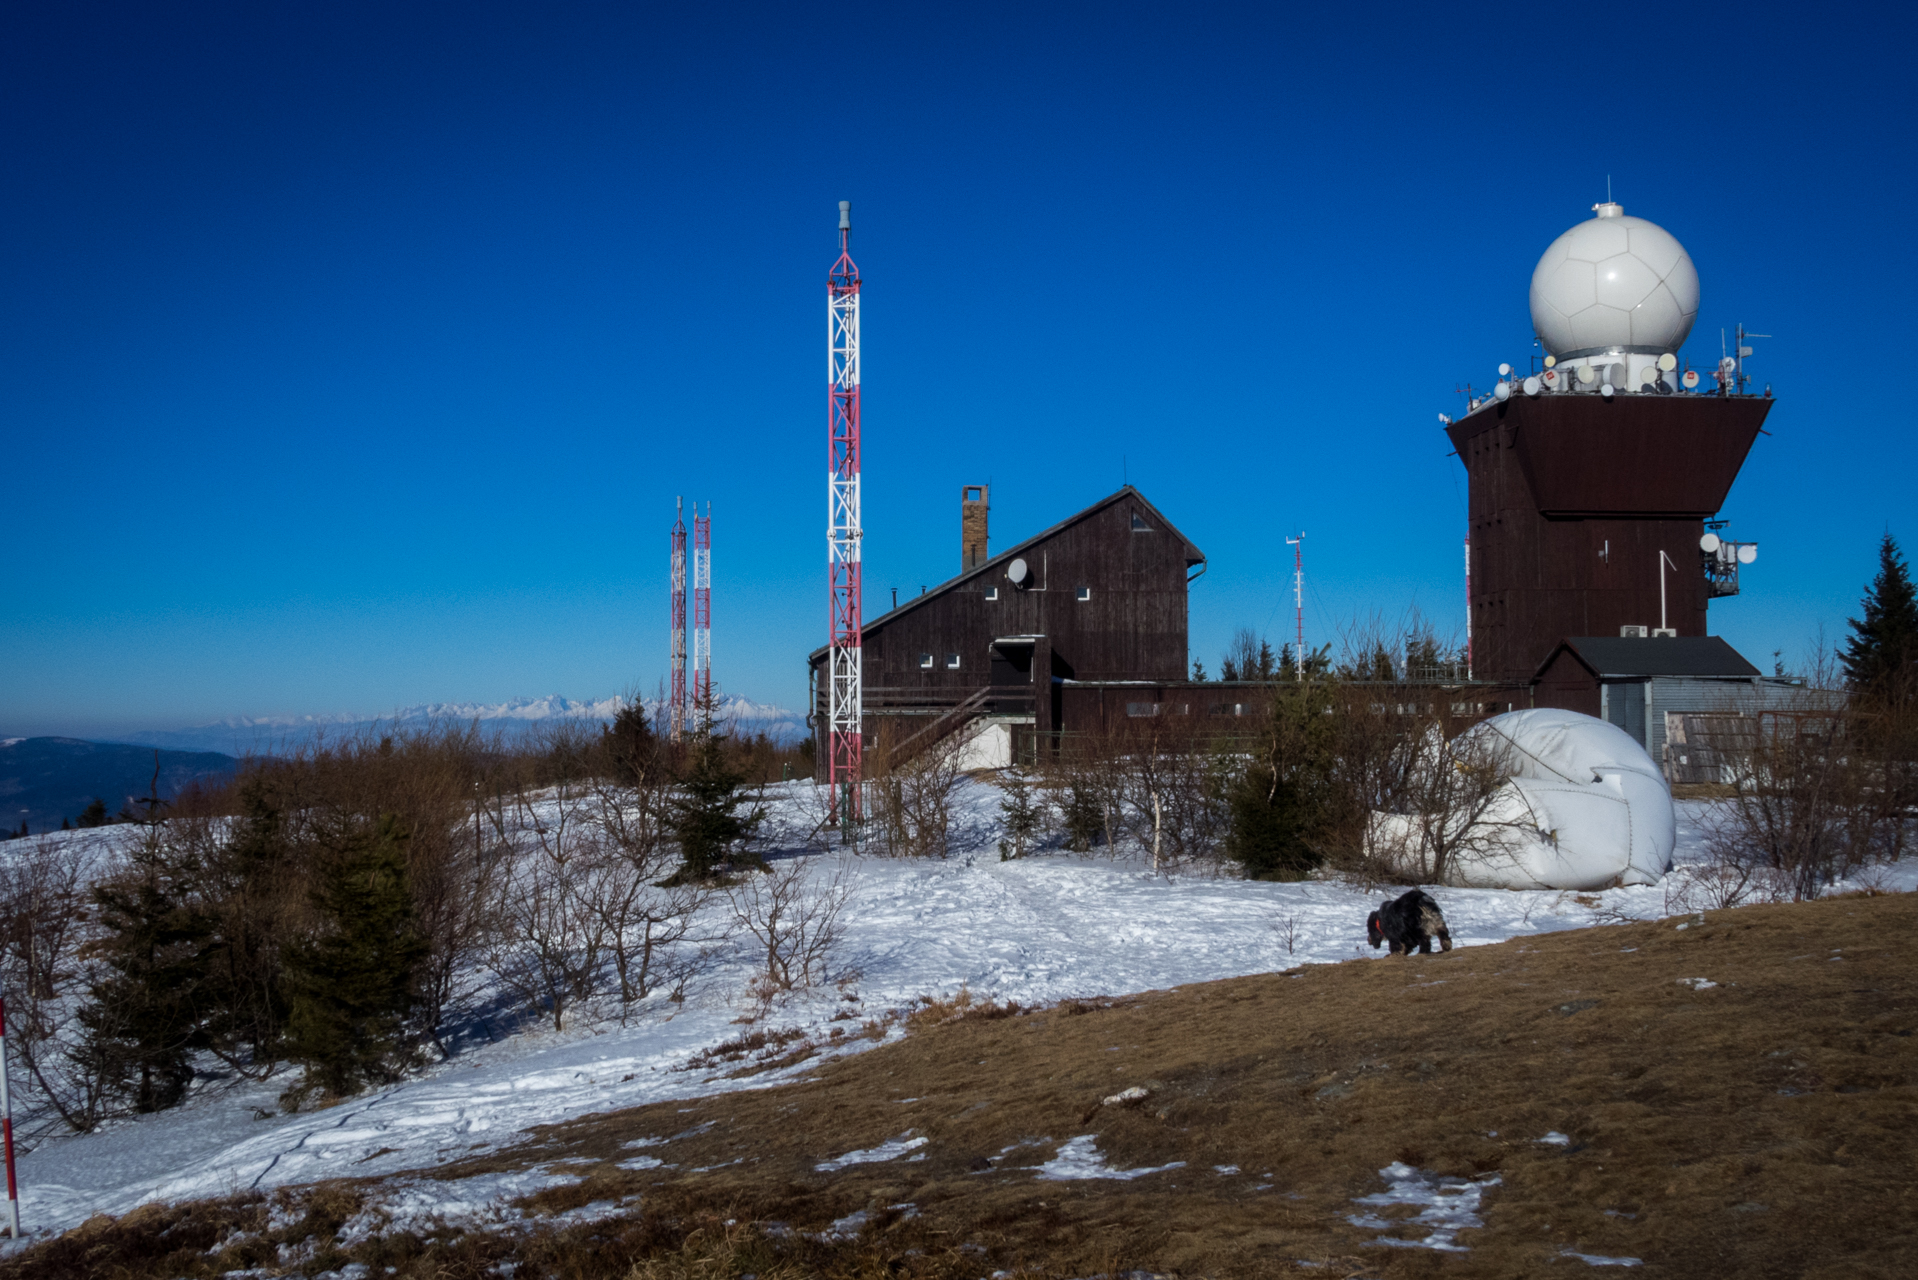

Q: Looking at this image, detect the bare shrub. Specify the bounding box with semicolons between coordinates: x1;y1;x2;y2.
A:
0;833;103;1131
868;728;965;859
484;738;608;1031
727;858;853;998
1048;731;1123;856
1112;721;1234;870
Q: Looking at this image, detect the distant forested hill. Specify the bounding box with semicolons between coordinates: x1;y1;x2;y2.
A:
0;738;239;835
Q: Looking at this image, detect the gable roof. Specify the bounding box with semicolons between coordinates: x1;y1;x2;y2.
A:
1535;635;1762;681
807;486;1204;664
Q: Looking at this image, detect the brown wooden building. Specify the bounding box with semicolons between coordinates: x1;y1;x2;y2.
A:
806;486;1206;763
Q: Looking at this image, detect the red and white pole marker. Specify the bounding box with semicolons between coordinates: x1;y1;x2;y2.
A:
0;992;19;1237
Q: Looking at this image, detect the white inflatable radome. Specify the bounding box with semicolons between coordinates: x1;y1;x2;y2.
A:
1371;708;1675;891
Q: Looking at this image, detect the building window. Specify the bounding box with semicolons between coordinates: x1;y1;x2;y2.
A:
919;653;934;669
1211;703;1248;716
984;586;998;600
1076;586;1092;601
1125;702;1160;717
945;653;962;669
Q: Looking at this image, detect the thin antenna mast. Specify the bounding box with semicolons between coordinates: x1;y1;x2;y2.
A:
670;497;687;740
692;502;712;711
1286;532;1305;677
1464;535;1473;681
827;201;864;829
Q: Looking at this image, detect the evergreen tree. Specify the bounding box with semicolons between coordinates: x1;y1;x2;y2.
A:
1191;659;1209;682
204;779;293;1068
76;797;109;828
997;767;1044;860
666;701;764;881
1842;534;1918;701
1227;678;1336;879
78;837;219;1112
600;698;660;783
1256;640;1278;680
281;814;427;1099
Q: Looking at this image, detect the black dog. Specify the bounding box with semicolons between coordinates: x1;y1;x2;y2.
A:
1366;889;1453;956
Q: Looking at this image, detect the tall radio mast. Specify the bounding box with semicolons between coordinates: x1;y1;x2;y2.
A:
827;201;864;826
1286;532;1305;677
669;497;687;740
692;503;711;710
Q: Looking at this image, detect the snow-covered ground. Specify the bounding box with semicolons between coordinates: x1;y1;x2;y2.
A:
6;782;1913;1247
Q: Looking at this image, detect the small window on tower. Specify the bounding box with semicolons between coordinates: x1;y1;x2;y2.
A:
1076;586;1092;602
984;586;999;600
919;653;934;669
945;653;962;669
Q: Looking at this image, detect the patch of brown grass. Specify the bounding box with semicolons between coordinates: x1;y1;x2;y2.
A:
16;895;1918;1280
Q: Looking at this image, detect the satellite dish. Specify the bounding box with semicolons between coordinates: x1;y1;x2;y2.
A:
1720;356;1738;373
1607;362;1627;388
1638;366;1659;388
1494;380;1511;401
1700;533;1721;553
1498;362;1512;377
1658;352;1678;372
1600;382;1615;399
1737;544;1758;565
1682;369;1700;389
1007;558;1030;587
1523;375;1541;396
1577;363;1598;385
1543;355;1557;368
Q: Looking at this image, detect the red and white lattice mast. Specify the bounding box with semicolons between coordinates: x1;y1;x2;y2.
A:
692;503;712;710
1286;532;1305;677
669;497;687;740
826;200;863;824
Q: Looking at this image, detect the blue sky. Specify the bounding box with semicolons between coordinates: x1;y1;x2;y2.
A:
5;2;1913;738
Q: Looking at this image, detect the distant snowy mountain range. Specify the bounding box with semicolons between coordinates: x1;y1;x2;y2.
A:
117;694;806;755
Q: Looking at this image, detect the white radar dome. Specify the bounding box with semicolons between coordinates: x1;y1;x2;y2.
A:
1529;203;1699;360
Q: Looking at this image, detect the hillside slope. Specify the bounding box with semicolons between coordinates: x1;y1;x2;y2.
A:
15;893;1914;1280
0;737;238;832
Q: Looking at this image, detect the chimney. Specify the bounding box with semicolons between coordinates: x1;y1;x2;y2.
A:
962;485;989;570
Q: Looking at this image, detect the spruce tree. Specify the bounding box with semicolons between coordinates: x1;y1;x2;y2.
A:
204;779;293;1069
78;837;218;1113
281;814;427;1100
1227;678;1336;879
997;767;1044;860
666;700;764;881
1842;533;1918;701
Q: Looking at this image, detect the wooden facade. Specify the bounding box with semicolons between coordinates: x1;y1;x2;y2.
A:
807;486;1204;764
1446;392;1771;684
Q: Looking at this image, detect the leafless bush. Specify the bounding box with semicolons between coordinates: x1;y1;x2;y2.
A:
1272;913;1301;956
578;756;721;1012
0;833;103;1132
727;858;853;998
1047;733;1123;856
1111;722;1234;870
867;727;966;859
1700;683;1915;900
1352;718;1531;885
484;755;608;1031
